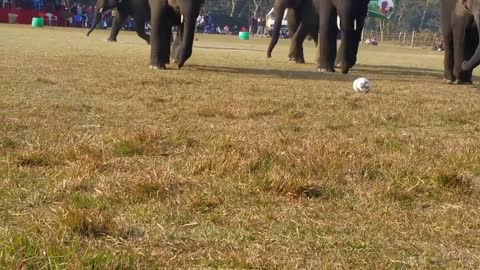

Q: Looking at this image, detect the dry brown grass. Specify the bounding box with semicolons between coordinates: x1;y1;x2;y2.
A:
1;24;480;268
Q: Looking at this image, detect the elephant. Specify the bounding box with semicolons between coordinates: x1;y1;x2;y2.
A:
148;0;204;69
86;0;150;44
312;0;370;74
267;0;370;71
334;0;370;69
267;0;319;63
441;0;479;84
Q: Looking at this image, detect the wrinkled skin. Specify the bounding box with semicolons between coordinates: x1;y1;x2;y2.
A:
266;0;318;63
148;0;204;69
86;0;150;44
312;0;370;74
441;0;479;84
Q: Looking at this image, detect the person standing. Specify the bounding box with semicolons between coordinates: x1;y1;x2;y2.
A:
248;14;255;35
86;6;94;28
256;16;265;37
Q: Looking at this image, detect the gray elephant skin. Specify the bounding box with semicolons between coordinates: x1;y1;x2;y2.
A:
87;0;150;44
148;0;204;69
441;0;479;84
266;0;319;64
314;0;370;74
267;0;370;74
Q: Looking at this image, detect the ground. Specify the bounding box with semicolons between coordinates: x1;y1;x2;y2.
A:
1;24;480;268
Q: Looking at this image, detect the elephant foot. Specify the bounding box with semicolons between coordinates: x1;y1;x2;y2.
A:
335;63;354;71
176;62;185;69
295;57;305;64
453;80;473;85
341;67;350;75
149;64;167;70
317;67;335;73
443;78;454;84
107;38;117;42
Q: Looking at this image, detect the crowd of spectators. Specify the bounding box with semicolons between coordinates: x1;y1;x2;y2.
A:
248;15;266;37
58;2;134;30
194;12;269;37
195;12;243;35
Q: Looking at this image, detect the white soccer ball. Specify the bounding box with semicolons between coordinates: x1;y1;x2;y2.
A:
353;77;371;93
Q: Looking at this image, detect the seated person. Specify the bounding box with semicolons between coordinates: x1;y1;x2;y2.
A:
365;35;378;46
434;38;444;51
204;24;213;33
231;25;239;35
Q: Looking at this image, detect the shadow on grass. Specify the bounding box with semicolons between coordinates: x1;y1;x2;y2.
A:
194;46;265;52
187;63;456;82
188;64;353;82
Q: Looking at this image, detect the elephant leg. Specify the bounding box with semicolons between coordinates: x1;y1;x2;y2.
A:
292;23;310;63
460;26;477;83
347;3;369;69
172;25;183;63
442;30;455;83
149;1;170;69
108;12;127;42
337;4;354;74
292;3;318;64
287;8;300;61
134;16;150;44
317;1;336;72
452;23;468;84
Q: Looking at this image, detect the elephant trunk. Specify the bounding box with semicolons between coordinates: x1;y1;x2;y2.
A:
267;3;287;58
462;15;480;71
87;9;102;37
177;14;196;68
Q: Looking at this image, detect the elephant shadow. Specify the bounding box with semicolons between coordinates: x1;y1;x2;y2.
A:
189;64;351;81
188;64;471;83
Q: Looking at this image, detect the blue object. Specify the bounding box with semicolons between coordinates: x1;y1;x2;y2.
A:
33;0;44;10
73;15;83;24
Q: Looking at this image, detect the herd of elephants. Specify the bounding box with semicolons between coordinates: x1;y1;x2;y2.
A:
86;0;480;84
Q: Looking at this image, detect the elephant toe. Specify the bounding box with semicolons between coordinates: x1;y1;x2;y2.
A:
149;64;166;70
317;67;335;73
443;79;454;84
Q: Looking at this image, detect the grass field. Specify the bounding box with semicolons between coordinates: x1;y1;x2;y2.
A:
1;24;480;268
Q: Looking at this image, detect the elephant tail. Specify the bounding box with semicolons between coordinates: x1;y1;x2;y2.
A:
87;9;102;37
267;4;287;58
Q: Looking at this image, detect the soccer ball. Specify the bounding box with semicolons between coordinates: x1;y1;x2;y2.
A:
353;78;371;93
